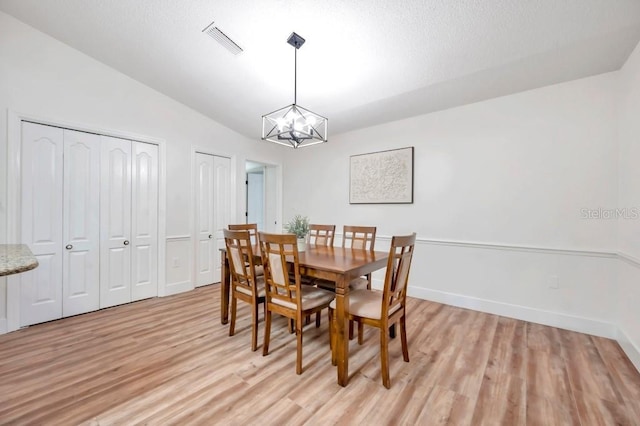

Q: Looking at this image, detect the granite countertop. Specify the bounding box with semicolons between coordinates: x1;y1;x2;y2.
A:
0;244;39;277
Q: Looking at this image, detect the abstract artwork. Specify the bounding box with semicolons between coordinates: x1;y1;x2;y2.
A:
349;147;414;204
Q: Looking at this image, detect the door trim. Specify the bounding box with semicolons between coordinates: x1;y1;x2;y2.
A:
6;110;167;332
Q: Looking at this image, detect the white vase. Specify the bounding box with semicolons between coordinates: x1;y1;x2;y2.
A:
297;238;306;252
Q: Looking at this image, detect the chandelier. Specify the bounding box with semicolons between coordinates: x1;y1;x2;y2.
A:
262;32;328;149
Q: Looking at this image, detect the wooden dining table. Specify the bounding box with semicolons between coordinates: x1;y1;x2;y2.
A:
220;245;389;386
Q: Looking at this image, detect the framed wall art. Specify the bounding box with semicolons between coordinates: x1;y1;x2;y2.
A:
349;146;414;204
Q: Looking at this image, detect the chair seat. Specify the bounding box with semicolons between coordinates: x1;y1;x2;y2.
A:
272;285;334;311
235;276;266;298
254;265;264;276
349;277;369;290
329;289;401;320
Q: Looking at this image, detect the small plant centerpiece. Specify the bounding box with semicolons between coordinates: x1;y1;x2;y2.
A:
285;214;310;252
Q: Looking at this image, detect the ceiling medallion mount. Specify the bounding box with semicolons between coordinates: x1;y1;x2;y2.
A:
261;32;328;149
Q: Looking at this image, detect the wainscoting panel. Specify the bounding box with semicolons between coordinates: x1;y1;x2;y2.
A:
617;256;640;372
165;236;193;296
368;236;618;340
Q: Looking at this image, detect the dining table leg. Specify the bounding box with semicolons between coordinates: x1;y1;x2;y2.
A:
220;250;230;325
335;275;349;386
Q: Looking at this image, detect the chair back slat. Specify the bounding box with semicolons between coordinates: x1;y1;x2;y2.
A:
342;225;376;251
383;233;416;316
224;228;259;296
229;223;259;245
308;224;336;247
259;232;301;308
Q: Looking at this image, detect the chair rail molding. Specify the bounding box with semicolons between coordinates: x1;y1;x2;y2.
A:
618;251;640;269
369;234;617;259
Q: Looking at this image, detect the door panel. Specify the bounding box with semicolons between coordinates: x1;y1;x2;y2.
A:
63;129;101;317
195;153;215;287
131;142;159;301
20;123;64;326
100;136;132;308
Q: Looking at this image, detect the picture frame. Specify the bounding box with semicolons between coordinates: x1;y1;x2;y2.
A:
349;146;414;204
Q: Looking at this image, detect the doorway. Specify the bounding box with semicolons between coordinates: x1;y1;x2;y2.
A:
245;160;279;232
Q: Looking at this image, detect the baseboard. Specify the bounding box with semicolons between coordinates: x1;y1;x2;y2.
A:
616;326;640;373
0;318;6;335
408;286;617;339
164;280;194;296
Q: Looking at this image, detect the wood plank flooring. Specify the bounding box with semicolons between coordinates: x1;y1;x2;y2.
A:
0;285;639;425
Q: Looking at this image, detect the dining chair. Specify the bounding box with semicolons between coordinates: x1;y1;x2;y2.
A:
228;223;259;244
308;224;336;247
228;223;263;276
303;224;336;325
224;228;266;352
315;225;377;292
342;225;376;290
329;233;416;388
258;231;335;375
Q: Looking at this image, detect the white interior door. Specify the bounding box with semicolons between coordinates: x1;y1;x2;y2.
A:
100;135;132;308
195;152;215;287
131;142;159;301
213;155;231;283
20;122;64;326
62;129;101;317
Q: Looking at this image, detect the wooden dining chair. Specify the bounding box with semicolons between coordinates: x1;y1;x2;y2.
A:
224;228;266;352
228;223;259;244
329;233;416;388
308;224;336;247
315;225;377;293
303;224;336;324
228;223;263;276
258;231;335;375
342;225;376;290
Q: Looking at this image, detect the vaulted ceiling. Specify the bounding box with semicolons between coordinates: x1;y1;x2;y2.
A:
2;0;640;139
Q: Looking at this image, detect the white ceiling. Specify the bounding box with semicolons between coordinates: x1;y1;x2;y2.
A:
2;0;640;140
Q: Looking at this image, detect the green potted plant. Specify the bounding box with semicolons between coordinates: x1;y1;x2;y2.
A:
285;214;310;252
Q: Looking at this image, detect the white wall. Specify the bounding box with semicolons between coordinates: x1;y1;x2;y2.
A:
616;41;640;370
284;71;620;338
0;11;282;331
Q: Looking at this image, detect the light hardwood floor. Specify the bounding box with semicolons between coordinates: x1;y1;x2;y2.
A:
1;285;639;425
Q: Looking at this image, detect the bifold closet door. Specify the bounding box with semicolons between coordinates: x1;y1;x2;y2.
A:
195;152;215;287
194;153;230;286
131;142;159;301
20;123;101;326
20;123;64;326
100;136;132;308
62;129;101;317
100;137;159;307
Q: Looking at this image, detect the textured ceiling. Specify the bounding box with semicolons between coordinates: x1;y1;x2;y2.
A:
2;0;640;140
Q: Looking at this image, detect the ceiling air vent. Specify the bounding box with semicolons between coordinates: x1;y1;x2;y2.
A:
202;22;243;55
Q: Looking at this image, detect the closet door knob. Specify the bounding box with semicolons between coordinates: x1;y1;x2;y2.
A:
208;234;213;239
123;240;130;246
65;244;73;250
